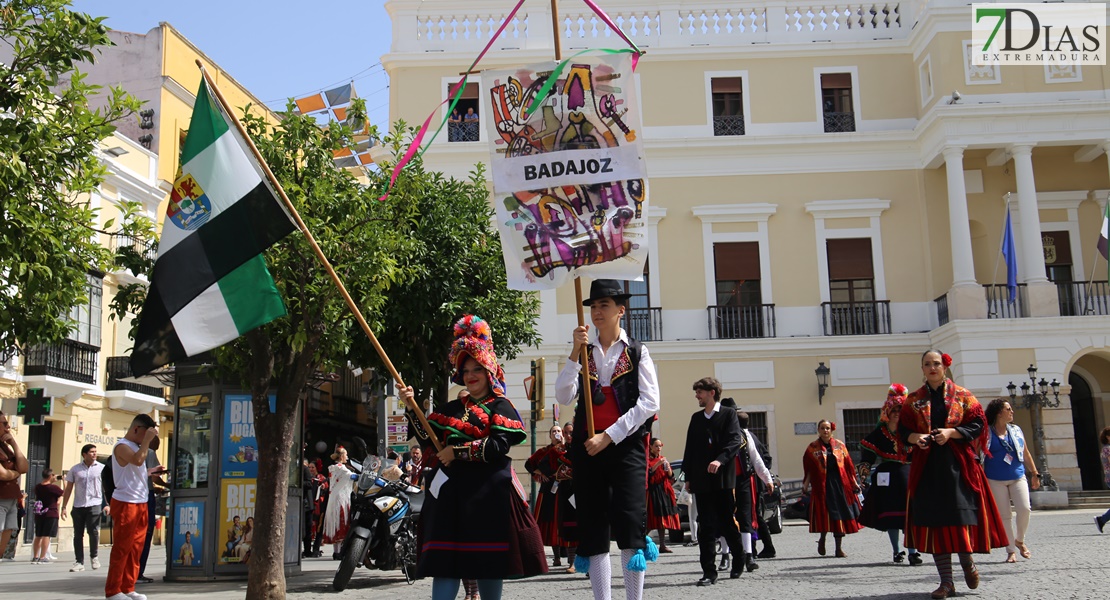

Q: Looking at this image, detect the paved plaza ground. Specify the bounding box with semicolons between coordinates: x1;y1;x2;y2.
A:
3;508;1104;599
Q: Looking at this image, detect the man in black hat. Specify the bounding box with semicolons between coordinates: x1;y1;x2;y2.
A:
555;279;660;600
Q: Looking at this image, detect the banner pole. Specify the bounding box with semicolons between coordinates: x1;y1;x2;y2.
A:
196;61;442;451
548;0;596;436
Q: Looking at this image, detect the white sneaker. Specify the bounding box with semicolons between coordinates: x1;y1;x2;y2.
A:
125;592;148;600
107;594;131;600
92;557;101;569
46;552;56;561
70;561;85;572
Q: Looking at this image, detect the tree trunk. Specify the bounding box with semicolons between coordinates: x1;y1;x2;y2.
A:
245;385;299;599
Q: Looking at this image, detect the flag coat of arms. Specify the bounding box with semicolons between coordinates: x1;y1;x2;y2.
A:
130;79;296;376
482;54;649;290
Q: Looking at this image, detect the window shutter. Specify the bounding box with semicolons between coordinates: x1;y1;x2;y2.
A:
821;73;852;89
827;238;873;280
714;242;761;281
711;77;742;94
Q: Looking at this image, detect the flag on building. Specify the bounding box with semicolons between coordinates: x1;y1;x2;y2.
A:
1002;210;1018;304
130;79;297;376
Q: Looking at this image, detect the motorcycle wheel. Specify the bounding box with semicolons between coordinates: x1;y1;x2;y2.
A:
333;535;368;592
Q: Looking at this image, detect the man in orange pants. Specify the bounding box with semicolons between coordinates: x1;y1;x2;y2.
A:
106;414;161;600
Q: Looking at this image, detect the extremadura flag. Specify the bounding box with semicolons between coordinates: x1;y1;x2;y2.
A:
130;79;296;376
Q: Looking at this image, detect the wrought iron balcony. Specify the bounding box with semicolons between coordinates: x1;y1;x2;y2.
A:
985;283;1026;318
23;339;99;384
109;233;157;263
1056;280;1110;316
713;114;745;136
821;300;890;335
623;307;662;342
447;120;480;142
708;304;776;339
823;111;856;133
105;356;164;397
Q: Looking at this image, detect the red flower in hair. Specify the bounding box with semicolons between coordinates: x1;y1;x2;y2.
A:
830;422;837;432
941;353;953;368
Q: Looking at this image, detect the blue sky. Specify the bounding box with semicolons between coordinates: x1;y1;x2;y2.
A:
70;0;394;129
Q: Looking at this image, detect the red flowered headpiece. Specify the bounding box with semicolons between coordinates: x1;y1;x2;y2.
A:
448;315;507;397
941;353;953;368
881;383;908;423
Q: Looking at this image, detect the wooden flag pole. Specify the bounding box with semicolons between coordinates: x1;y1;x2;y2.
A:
548;0;596;437
196;61;442;452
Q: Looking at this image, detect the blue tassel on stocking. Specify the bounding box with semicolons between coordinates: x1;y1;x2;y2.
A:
626;549;647;572
574;553;591;574
644;535;659;562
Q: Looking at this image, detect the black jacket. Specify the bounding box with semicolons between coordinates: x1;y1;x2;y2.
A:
682;404;742;493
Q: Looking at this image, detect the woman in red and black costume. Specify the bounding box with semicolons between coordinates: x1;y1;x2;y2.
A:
899;349;1007;599
802;419;862;558
400;315;546;600
525;424;568;568
645;437;680;554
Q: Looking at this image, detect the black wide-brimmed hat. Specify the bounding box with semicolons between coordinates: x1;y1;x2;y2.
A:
582;279;632;306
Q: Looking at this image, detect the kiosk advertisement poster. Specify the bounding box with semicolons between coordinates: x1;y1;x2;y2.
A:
172;501;203;567
218;479;256;564
221;394;274;479
218;393;273;564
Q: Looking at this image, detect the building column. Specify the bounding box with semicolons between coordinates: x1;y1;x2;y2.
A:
1009;144;1059;316
1103;140;1110;186
942;146;987;320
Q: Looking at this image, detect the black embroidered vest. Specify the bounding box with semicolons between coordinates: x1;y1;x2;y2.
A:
572;339;646;442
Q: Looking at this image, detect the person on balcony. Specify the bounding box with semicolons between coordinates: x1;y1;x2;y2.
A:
900;349;1006;599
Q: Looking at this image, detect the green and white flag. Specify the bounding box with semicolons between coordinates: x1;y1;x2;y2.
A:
130;79;296;376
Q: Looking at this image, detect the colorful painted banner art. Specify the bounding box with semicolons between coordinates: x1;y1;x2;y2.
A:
483;53;649;290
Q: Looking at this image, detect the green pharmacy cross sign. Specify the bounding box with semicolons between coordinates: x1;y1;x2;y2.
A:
17;388;53;426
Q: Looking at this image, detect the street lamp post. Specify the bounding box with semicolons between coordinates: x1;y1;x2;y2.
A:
1006;364;1061;492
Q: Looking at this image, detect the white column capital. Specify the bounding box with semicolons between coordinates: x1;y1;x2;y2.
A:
1008;143;1036;156
941;146;966;160
1101;140;1110;154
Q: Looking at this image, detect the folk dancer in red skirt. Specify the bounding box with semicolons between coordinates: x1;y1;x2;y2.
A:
732;410;774;572
645;438;680;553
526;425;569;568
899;349;1006;599
802;420;862;558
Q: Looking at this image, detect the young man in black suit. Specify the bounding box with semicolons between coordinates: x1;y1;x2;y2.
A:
682;377;744;585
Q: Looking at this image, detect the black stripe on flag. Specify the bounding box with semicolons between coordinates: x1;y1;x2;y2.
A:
129;284;188;377
151;181;295;317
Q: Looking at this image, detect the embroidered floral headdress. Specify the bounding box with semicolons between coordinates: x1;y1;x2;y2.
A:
448;314;507;397
881;383;908;423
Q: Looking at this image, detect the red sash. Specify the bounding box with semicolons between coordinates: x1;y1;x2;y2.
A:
593;386;621;433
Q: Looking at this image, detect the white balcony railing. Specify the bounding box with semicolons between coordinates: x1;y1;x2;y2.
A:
388;0;916;54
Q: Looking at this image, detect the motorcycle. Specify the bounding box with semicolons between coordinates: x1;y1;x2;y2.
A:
332;442;424;591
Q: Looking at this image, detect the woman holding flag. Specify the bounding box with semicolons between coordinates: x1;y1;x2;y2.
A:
400;315;546;600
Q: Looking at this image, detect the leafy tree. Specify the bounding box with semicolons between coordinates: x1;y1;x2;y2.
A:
0;0;139;360
353;132;542;412
215;102;411;599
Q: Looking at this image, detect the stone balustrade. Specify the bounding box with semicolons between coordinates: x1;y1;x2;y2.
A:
387;0;917;54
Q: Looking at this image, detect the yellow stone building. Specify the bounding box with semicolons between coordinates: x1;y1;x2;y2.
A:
0;22;281;553
383;0;1110;493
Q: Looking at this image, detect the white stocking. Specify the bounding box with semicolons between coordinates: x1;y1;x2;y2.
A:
719;536;729;555
621;549;644;600
741;532;752;554
588;553;612;600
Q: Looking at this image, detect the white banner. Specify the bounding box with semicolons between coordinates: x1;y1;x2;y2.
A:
484;54;649;290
